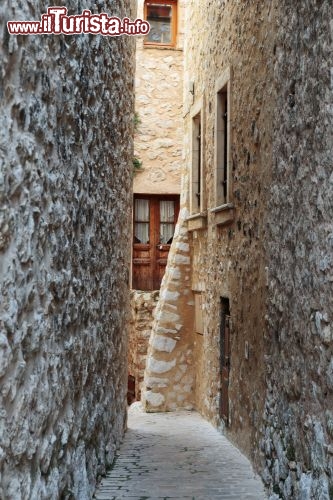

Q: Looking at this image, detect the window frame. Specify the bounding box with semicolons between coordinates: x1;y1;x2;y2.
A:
143;0;178;48
190;97;205;216
214;67;232;208
133;194;179;246
132;194;180;291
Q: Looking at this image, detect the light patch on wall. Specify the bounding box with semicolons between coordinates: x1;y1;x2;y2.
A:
194;292;204;334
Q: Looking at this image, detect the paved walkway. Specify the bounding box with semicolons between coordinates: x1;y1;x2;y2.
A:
94;403;267;500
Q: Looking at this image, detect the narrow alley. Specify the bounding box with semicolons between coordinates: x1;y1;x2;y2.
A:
94;404;266;500
1;0;332;499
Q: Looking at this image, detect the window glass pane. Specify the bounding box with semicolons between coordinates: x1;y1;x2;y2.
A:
134;222;149;243
146;3;172;44
135;223;149;243
160;223;174;244
134;199;149;243
160;200;174;222
160;201;175;243
135;199;149;222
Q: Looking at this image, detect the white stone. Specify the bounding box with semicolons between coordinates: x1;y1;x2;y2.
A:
155;310;180;324
147;357;176;374
144;391;165;407
175;242;190;252
174;254;190;265
150;336;177;353
160;289;180;302
145;377;169;388
155;326;177;335
169;267;181;280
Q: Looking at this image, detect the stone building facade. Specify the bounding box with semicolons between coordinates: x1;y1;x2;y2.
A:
0;1;135;498
142;1;333;498
129;0;186;401
133;0;185;196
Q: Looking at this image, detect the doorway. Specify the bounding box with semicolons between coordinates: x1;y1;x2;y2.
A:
220;297;230;425
132;194;180;290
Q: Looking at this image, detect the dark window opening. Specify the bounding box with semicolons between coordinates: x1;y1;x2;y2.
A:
220;297;230;425
216;86;229;205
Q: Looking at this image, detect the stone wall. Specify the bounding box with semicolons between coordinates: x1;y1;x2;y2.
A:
0;1;135;499
129;1;186;396
142;1;333;498
133;0;185;195
143;0;275;432
142;210;195;411
129;291;159;401
262;2;333;498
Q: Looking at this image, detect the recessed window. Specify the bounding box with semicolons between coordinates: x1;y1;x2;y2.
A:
190;101;205;215
216;87;228;204
215;70;231;207
144;1;177;47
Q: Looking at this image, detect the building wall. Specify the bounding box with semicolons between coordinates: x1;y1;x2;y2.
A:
129;1;187;395
129;290;159;401
0;1;135;499
143;0;275;425
133;0;186;195
262;2;333;498
142;212;195;410
142;1;333;498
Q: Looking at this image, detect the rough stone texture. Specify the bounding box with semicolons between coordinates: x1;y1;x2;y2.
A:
263;2;333;499
142;1;333;498
143;0;274;427
0;1;135;499
142;209;195;412
133;0;185;194
129;1;186;405
129;290;159;401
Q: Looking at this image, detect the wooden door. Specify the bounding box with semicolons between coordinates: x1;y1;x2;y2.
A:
220;298;230;425
132;195;179;291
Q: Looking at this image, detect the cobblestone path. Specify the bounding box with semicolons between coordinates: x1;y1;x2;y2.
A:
94;403;267;500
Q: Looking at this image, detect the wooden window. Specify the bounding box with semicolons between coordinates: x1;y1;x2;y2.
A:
144;1;177;47
134;198;149;243
132;195;180;291
160;200;176;244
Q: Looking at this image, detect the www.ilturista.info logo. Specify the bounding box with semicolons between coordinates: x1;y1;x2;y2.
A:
7;7;150;36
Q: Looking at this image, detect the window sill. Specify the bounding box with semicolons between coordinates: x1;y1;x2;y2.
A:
186;212;208;231
210;203;234;226
143;44;182;51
